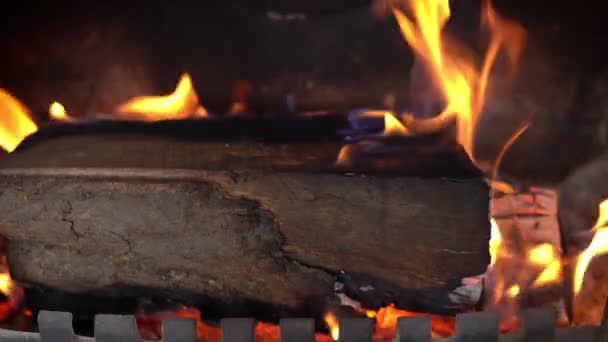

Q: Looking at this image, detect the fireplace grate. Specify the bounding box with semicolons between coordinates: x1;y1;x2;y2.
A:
0;307;604;342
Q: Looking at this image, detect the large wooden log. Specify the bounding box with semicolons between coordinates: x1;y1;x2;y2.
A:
0;120;490;314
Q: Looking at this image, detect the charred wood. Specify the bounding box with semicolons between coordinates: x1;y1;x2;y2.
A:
0;119;489;314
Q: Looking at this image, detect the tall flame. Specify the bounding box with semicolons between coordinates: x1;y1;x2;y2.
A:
573;199;608;295
323;312;340;340
393;0;526;161
0;89;38;153
117;73;207;121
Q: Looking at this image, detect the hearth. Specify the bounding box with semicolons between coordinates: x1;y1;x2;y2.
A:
0;0;608;341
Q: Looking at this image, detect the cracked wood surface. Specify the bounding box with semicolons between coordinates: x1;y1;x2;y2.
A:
0;168;489;312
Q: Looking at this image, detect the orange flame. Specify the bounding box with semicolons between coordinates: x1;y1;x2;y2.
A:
49;101;72;121
0;89;38;153
506;285;520;298
384;112;409;136
574;199;608;295
117;73;208;121
527;243;556;266
323;312;340;340
532;260;561;287
392;0;526;161
324;305;455;340
0;271;24;321
489;218;502;266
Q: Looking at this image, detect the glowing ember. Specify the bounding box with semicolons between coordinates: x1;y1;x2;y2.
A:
0;89;38;153
324;305;455;341
117;73;208;121
49;101;71;121
392;0;526;161
573;199;608;295
137;306;331;342
0;271;24;321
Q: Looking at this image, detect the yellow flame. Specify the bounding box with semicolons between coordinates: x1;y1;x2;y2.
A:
117;73;208;121
527;244;556;266
506;284;520;298
392;0;526;162
0;273;14;295
384;112;409;136
49;101;72;121
324;312;340;340
489;218;502;265
574;199;608;295
0;89;38;153
532;260;561;287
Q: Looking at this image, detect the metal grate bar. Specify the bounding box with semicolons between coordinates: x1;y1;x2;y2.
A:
0;307;603;341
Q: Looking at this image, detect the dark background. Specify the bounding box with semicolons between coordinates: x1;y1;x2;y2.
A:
0;0;604;113
0;0;606;180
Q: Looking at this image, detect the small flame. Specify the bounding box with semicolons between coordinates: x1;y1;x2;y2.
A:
527;244;556;266
384;112;409;136
117;73;208;121
0;273;14;296
325;305;455;340
49;101;72;121
392;0;526;162
369;305;455;339
0;89;38;153
506;285;520;298
573;199;608;295
324;312;340;340
532;260;561;287
489;218;502;266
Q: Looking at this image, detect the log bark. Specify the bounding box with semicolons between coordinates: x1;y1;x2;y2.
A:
0;128;490;313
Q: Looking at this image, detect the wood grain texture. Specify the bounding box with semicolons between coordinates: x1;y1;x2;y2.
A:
0;168;489;311
0;123;488;312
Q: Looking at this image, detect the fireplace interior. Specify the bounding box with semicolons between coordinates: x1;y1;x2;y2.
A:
0;0;608;341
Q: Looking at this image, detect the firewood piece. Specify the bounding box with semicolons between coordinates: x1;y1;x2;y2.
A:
7;118;480;178
558;152;608;325
0;166;489;314
558;152;608;255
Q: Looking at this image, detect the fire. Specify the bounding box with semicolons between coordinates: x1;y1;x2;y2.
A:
49;101;72;121
392;0;526;161
0;273;13;296
117;73;208;121
0;89;38;153
527;244;556;266
489;218;502;266
524;243;562;287
506;285;520;298
324;305;455;341
137;306;332;342
323;312;340;340
573;199;608;295
383;112;409;136
532;260;561;287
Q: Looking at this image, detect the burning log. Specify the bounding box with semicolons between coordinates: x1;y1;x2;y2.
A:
559;155;608;325
0;118;489;316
